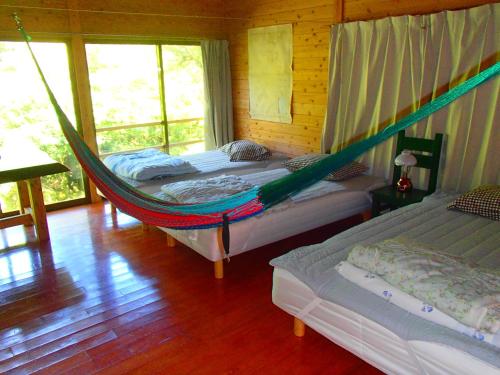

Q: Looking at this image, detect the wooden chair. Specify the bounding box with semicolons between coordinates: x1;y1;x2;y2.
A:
392;130;443;195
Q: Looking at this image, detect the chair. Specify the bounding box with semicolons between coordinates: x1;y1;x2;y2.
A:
392;130;443;194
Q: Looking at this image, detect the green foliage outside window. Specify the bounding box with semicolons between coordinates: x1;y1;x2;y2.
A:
87;44;205;157
0;42;84;212
0;42;206;213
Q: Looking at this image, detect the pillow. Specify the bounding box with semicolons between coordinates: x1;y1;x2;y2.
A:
283;154;368;181
447;185;500;221
219;140;272;161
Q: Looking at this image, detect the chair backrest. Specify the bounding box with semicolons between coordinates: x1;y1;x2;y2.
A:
392;130;443;194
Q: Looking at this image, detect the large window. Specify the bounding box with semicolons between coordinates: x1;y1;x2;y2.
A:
86;43;205;157
0;41;205;214
0;41;86;213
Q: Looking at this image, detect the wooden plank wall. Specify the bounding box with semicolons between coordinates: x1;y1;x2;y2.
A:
225;0;495;156
225;1;337;155
0;0;226;39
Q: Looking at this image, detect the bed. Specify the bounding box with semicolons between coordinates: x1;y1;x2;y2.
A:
105;149;289;195
270;192;500;374
157;168;386;278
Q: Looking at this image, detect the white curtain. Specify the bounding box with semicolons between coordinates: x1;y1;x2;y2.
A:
322;3;499;193
201;40;234;149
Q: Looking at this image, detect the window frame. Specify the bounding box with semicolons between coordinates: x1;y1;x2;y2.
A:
83;38;205;157
0;34;206;216
0;35;91;215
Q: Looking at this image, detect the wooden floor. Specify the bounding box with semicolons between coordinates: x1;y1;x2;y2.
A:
0;202;382;374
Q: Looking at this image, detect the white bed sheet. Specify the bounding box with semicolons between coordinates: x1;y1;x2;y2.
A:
335;260;500;348
270;193;500;374
114;150;289;195
159;171;385;262
272;267;500;375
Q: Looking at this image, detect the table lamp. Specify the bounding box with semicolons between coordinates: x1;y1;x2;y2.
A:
394;150;417;192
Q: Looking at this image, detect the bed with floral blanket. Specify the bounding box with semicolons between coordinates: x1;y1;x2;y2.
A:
271;192;500;374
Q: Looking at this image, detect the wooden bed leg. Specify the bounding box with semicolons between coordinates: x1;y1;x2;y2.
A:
166;234;176;248
293;317;306;337
361;209;372;222
110;203;117;216
214;260;224;279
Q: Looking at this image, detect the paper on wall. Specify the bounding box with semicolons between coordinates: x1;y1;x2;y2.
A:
248;24;293;124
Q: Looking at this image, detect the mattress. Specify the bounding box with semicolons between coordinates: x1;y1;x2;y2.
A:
272;268;500;375
114;150;289;195
271;193;500;372
159;170;385;262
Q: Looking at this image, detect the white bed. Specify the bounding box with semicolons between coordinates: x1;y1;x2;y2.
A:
158;168;385;278
108;149;289;195
270;193;500;374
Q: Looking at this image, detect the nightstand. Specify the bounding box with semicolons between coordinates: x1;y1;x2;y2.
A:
371;186;428;217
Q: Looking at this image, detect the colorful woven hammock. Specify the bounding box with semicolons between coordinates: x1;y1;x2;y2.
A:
14;16;500;230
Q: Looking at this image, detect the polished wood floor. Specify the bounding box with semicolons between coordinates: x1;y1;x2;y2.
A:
0;202;382;374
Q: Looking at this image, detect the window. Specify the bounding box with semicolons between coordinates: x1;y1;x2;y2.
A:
0;41;86;213
86;43;205;157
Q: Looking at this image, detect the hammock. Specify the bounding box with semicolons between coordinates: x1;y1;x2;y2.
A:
14;16;500;230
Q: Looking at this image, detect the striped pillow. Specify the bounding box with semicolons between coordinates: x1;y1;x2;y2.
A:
283;154;368;181
219;140;272;161
447;185;500;221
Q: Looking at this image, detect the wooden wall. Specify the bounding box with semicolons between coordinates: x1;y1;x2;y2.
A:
0;0;226;39
225;0;496;156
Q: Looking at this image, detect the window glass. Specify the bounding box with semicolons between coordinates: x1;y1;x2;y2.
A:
86;43;206;157
168;119;205;156
0;42;84;210
162;45;205;121
86;44;162;129
97;126;164;155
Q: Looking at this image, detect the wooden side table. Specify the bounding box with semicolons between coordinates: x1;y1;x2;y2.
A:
371;186;428;217
0;150;69;242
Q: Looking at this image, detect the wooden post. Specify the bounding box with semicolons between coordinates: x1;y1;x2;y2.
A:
333;0;344;23
214;260;224;279
27;178;50;242
166;234;176;247
67;0;101;203
16;181;31;218
110;203;117;216
214;226;227;279
293;317;306;337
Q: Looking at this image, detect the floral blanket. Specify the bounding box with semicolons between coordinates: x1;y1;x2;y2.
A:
345;237;500;334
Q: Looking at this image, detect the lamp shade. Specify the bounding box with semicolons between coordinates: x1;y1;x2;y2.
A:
394;150;417;167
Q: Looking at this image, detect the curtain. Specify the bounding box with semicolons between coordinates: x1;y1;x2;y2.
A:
322;3;499;192
201;40;234;149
